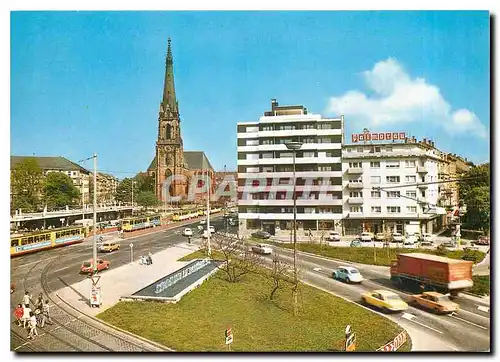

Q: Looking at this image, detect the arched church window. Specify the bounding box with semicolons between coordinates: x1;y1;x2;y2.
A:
166;124;172;139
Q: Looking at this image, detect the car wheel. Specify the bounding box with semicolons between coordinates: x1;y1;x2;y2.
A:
346;277;351;283
382;307;391;313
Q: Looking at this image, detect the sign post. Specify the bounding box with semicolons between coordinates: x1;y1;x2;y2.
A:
344;324;356;352
225;327;233;351
130;243;134;263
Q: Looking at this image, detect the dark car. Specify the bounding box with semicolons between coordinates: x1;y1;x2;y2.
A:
251;230;271;239
475;236;490;246
350;239;362;247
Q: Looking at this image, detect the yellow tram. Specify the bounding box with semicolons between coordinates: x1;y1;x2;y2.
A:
10;226;86;257
121;215;161;232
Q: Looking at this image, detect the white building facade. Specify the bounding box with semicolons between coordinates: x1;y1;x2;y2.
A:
237;100;344;239
342;135;444;236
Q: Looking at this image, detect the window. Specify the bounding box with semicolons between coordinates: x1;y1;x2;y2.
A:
318;166;332;171
261;139;274;145
279;125;295;131
246;139;259;146
349;178;362;183
349;162;362;168
386;161;400;168
370;176;381;184
407;206;417;213
302;151;315;158
385;146;393;152
318;123;332;129
357;147;363;153
302;137;316;144
279;152;293;158
319;137;332;143
405;175;416;183
421;190;426;197
374;147;381;152
387;206;401;213
406;191;417;198
278;138;293;144
349;191;363;197
302;124;315;130
261;126;273;131
387;191;401;198
405;160;416;167
386;176;400;183
326;150;341;157
370;161;380;168
371;206;381;213
261;153;274;159
350;206;363;213
371;191;381;198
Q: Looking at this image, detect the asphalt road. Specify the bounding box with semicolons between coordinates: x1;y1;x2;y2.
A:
11;218;489;352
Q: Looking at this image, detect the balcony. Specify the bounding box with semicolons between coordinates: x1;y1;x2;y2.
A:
417;184;428;189
347;183;364;189
347;197;364;204
417;166;428;173
347;167;363;175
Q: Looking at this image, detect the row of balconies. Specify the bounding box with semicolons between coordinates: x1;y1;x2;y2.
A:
346;197;427;204
346;183;428;189
346;166;428;174
238;198;343;206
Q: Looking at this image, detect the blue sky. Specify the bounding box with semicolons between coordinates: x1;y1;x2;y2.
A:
10;11;490;178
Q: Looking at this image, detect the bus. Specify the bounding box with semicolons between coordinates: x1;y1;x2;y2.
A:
11;227;86;257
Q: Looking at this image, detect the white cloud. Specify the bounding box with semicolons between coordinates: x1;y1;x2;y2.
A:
326;58;488;139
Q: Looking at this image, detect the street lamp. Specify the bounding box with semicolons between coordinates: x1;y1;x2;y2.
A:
131;181;137;215
285;141;302;316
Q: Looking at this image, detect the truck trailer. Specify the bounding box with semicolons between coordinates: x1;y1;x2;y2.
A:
390;253;473;295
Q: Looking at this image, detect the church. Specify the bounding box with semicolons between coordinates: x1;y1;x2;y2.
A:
147;38;215;203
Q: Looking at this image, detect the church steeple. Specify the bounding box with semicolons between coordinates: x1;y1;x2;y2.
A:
162;38;178;116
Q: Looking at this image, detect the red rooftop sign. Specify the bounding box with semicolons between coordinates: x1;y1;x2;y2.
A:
352;131;406;143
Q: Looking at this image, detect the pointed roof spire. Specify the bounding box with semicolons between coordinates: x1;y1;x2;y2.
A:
162;37;178;115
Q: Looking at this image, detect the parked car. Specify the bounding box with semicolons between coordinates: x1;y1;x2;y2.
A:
199;219;207;225
360;232;373;242
361;289;408;312
391;232;404;243
327;231;341;242
475;236;490;246
332;266;363;283
208;225;215;233
99;241;120;253
410;292;459;314
183;228;193;237
374;233;387;241
251;243;273;255
80;259;110;274
403;240;417;249
441;240;458;249
251;230;271;239
420;233;434;245
350;239;362;247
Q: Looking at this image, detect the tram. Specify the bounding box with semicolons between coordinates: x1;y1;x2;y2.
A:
10;226;86;257
172;209;199;222
121;215;161;232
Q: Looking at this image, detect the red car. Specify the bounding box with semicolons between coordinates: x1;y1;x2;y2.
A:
475;236;490;246
80;259;110;274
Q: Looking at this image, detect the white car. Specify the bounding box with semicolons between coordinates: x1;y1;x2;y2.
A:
200;219;207;225
403;240;417;249
405;234;419;244
360;232;373;242
420;233;434;245
183;228;193;237
332;266;363;283
327;231;341;242
251;243;273;255
208;225;215;233
392;233;404;242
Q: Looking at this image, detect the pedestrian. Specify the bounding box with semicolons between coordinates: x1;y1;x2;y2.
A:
11;282;15;294
22;291;32;307
41;300;53;327
148;252;153;265
22;304;31;329
35;293;44;310
27;311;38;339
13;304;23;327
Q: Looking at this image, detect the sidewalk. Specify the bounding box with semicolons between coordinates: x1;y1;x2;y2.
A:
56;242;200;317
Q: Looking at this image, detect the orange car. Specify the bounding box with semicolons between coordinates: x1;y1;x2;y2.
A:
80;259;110;274
410;291;459;314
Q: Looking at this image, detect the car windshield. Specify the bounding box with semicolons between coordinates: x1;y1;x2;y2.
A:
83;262;91;267
348;269;359;274
385;294;401;301
436;295;451;302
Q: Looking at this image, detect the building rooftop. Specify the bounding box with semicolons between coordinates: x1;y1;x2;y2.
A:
10;156;90;174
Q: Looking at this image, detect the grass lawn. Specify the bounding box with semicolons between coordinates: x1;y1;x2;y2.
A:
267;241;485;267
98;251;411;352
470;275;490;296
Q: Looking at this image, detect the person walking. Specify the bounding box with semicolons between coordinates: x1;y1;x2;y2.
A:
27;312;38;339
41;300;53;327
22;291;32;307
35;293;44;310
148;252;153;265
13;304;23;327
22;304;31;329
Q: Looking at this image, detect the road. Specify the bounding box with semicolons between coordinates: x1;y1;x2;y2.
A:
11;217;490;352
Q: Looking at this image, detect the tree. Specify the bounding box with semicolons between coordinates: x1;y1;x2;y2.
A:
459;163;490;231
115;178;133;203
43;172;81;209
134;172;155;193
136;191;160;210
269;252;293;300
10;158;44;212
212;233;263;283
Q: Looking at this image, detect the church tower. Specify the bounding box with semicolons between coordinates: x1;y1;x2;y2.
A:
155;38;186;201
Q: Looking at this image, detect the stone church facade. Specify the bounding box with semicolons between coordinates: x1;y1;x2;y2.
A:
147;39;215;203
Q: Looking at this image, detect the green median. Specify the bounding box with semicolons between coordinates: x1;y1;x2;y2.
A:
266;241;485;267
470;275;490;296
97;250;412;352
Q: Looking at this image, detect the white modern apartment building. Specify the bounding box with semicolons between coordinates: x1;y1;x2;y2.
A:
342;134;445;236
237;99;344;239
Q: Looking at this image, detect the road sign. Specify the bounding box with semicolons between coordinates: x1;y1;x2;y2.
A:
90;286;102;307
225;327;233;345
345;332;356;352
129;243;134;248
376;331;407;352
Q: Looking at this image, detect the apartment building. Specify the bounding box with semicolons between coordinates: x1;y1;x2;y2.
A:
237;99;344;238
342;134;445;236
94;172;119;204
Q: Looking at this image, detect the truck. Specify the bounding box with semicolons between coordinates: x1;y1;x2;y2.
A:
390;253;473;296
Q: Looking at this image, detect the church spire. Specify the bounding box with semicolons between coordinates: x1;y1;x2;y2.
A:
162;37;178;116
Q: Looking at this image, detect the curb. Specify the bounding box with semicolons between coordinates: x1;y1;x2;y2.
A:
459;291;490;305
55;292;175;352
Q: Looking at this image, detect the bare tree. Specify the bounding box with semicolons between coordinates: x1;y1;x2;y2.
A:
269;252;293;300
212;233;263;283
